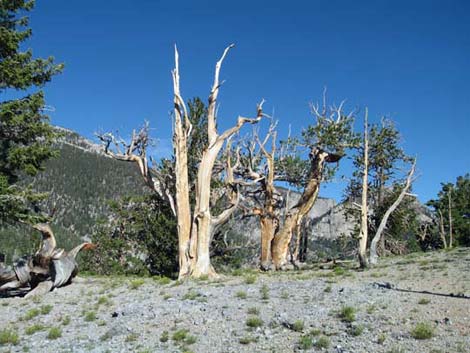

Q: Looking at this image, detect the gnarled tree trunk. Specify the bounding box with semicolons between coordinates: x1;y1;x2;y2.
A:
272;149;341;269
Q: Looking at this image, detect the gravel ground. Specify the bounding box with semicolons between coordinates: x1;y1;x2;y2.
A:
0;248;469;353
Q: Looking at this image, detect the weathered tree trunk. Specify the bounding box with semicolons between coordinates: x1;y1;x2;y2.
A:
369;159;416;265
187;45;263;278
0;223;93;295
438;209;448;249
272;149;341;269
172;47;194;279
358;108;369;269
448;190;453;248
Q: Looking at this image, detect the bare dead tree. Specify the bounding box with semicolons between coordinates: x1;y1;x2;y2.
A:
96;123;177;216
98;45;264;279
358;108;369;268
369;158;417;265
182;45;265;278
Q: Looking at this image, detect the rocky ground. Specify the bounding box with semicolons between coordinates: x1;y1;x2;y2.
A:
0;248;469;353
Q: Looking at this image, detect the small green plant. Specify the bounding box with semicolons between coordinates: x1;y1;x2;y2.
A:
22;308;40;321
47;327;62;340
171;329;196;345
298;335;313;350
246;316;263;328
324;285;332;293
314;336;330;349
333;266;346;276
349;324;364;336
410;322;434;339
25;324;46;335
61;316;71;326
378;333;386;344
84;311;97;322
154;276;171;285
292;320;304;332
260;284;269;300
244;274;257;284
418;298;430;305
96;296;110;306
182;290;202;301
40;305;53;315
280;290;289;299
235;291;247;299
129;278;145;290
0;328;19;345
338;306;356;323
160;330;169;343
309;328;321;336
247;307;259;315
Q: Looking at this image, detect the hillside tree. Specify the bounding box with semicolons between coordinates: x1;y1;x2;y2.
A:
427;174;470;247
0;0;63;223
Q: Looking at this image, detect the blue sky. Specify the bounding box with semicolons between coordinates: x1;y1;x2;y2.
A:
21;0;470;203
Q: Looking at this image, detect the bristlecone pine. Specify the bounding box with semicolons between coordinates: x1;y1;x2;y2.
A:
0;223;93;297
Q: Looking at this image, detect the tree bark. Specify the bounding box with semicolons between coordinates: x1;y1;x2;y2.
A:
369;159;416;265
438;209;448;249
188;45;263;278
271;149;339;269
358;108;369;269
172;47;193;279
448;190;453;248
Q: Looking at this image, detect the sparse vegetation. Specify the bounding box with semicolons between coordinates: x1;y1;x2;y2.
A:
129;278;145;290
411;322;434;339
298;335;313;350
246;316;263;328
84;311;97;322
338;306;356;323
25;324;46;335
314;336;330;349
47;327;62;340
260;284;269;300
235;291;247;299
0;328;19;345
160;330;169;342
292;320;304;332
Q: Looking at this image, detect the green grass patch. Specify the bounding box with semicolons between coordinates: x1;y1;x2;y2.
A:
235;291;247;299
25;324;46;335
410;322;434;339
338;306;356;323
246;316;263;328
47;327;62;340
314;336;330;349
129;278;145;290
0;328;19;345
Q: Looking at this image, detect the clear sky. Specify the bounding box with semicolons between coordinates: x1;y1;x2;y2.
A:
22;0;470;203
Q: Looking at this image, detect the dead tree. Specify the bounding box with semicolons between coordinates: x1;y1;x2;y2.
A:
369;158;417;265
180;45;264;278
0;223;93;297
99;45;264;279
358;108;369;268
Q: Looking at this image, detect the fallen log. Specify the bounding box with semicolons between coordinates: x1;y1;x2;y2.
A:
0;223;94;297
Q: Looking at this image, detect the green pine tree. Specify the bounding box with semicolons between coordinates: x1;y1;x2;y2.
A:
0;0;63;223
